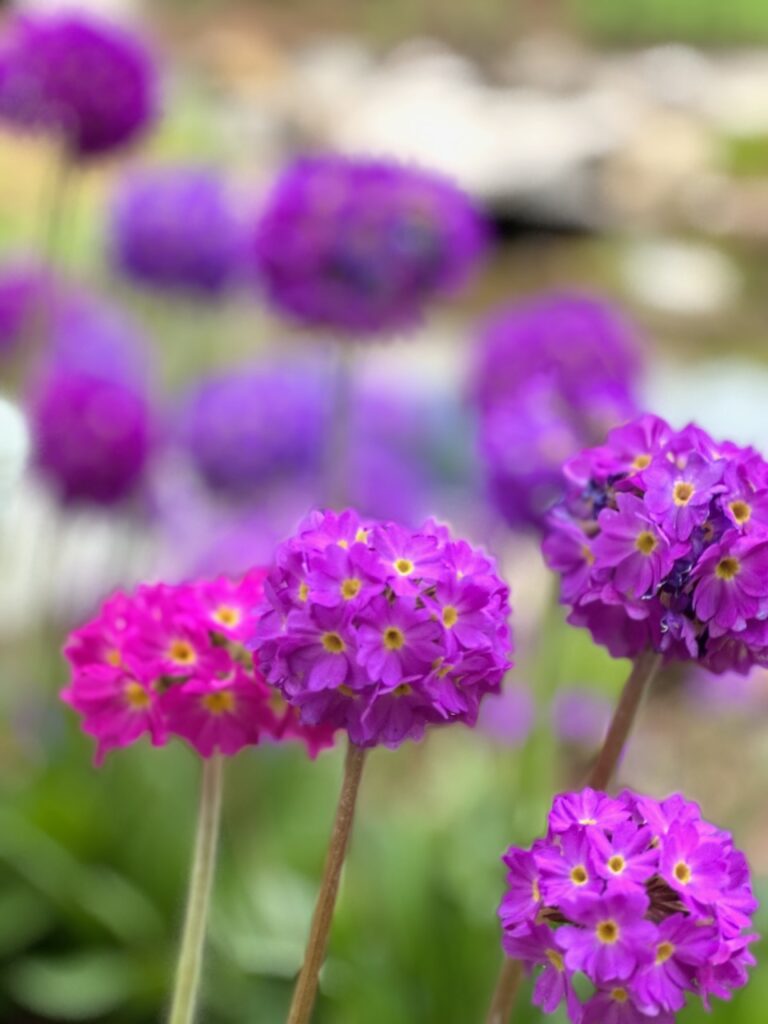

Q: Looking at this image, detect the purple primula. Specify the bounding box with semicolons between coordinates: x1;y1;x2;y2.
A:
497;788;758;1023
544;412;768;673
253;508;511;749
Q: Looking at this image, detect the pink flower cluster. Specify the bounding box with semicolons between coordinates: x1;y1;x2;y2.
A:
253;509;512;748
500;788;758;1024
543;414;768;672
62;569;335;763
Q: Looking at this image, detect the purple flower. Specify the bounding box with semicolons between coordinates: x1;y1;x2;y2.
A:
109;167;244;295
176;362;330;500
250;155;487;335
544;413;768;673
0;263;52;360
558;890;655;982
0;12;156;159
498;788;758;1023
253;508;512;748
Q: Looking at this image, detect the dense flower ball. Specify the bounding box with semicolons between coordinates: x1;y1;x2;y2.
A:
177;363;330;499
62;570;335;763
543;413;768;672
109;167;243;295
0;12;156;158
251;155;488;334
473;293;641;529
500;788;758;1023
253;508;512;748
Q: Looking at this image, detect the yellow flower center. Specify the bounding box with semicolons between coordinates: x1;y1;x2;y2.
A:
570;865;589;885
532;878;541;902
383;626;406;651
442;605;459;628
338;539;349;549
608;854;626;875
635;530;658;556
581;544;595;566
298;581;309;602
338;684;356;697
545;948;564;971
212;605;240;628
729;500;752;525
105;647;122;667
340;577;362;600
673;481;695;506
201;691;236;715
656;941;676;965
674;860;692;885
632;453;651;470
596;920;620;944
393;683;412;696
611;988;629;1003
715;556;740;581
321;631;345;654
168;639;197;666
124;681;150;709
579;817;597;826
394;557;415;576
354;527;370;543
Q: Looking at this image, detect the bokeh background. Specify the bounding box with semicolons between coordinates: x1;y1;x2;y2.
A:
2;0;768;1022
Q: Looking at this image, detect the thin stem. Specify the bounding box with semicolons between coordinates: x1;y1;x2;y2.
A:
587;649;662;791
287;741;367;1024
485;959;523;1024
168;755;224;1024
326;345;354;508
483;649;663;1024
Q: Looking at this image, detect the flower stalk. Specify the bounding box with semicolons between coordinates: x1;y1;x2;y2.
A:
168;755;224;1024
287;741;367;1024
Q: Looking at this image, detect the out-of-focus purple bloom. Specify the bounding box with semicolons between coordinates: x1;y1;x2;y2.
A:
29;298;155;506
251;155;488;335
253;508;512;748
177;362;330;500
0;263;52;360
472;293;642;530
0;12;157;159
477;682;535;747
109;167;244;295
544;413;768;673
498;788;757;1022
552;687;613;747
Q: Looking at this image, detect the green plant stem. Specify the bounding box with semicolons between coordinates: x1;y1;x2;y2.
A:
168;756;224;1024
484;649;663;1023
286;742;367;1024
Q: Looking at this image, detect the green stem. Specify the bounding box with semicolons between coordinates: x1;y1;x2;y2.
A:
286;742;367;1024
168;756;224;1024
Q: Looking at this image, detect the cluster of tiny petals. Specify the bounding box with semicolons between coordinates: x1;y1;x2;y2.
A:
61;569;335;763
500;788;758;1023
543;413;768;672
253;508;512;748
251;155;488;335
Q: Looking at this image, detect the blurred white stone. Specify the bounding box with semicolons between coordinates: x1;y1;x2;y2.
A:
622;238;740;315
0;396;29;517
647;359;768;452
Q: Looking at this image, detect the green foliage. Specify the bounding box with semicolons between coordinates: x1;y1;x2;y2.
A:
573;0;768;43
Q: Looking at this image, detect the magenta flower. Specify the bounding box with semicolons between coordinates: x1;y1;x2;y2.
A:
62;570;335;762
558;890;655;982
544;413;768;673
253;508;512;749
497;788;758;1023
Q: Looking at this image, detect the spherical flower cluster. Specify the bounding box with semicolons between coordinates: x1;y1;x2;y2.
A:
473;293;641;529
0;12;156;159
177;362;330;500
500;788;758;1023
543;413;768;673
109;167;243;295
251;155;488;335
253;508;512;748
62;569;335;764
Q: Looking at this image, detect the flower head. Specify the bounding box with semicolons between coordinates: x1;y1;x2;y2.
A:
109;167;244;295
0;12;156;159
498;788;758;1022
250;155;487;335
62;569;334;763
543;413;768;673
252;508;512;748
473;293;642;529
